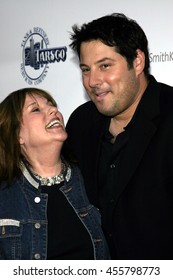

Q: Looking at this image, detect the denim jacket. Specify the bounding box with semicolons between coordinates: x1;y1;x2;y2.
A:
0;162;110;260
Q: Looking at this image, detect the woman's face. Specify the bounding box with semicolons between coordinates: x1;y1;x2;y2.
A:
19;93;67;152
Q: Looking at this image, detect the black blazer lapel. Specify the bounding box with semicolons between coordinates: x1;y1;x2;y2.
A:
115;114;157;203
113;79;161;204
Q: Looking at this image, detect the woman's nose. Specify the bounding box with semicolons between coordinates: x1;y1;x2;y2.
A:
48;106;58;115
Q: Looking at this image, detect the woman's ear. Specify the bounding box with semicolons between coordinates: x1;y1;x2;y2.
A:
19;135;24;145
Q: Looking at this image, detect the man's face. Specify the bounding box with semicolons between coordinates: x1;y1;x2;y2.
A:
80;40;144;118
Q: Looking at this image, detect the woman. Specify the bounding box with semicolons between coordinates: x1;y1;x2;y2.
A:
0;88;110;260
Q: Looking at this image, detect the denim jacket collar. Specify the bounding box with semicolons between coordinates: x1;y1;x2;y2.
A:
21;160;72;190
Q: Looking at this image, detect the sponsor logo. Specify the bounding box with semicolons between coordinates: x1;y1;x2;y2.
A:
21;27;67;85
150;51;173;63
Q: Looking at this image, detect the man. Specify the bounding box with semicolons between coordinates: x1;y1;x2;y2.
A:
63;13;173;259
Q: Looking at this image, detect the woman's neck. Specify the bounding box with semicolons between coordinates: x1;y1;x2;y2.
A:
31;159;62;178
26;150;62;177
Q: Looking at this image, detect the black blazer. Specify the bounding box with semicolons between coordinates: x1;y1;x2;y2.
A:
63;76;173;259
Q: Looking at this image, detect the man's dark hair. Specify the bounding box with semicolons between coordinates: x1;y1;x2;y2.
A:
70;13;150;76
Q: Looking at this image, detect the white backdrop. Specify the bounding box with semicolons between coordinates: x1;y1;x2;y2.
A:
0;0;173;123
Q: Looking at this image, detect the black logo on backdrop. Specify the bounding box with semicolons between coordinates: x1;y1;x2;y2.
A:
21;27;67;85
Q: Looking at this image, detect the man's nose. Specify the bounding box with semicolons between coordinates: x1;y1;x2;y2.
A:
88;71;102;88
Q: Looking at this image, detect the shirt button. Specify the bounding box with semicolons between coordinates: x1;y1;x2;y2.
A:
110;164;116;168
34;253;41;259
34;197;41;203
35;223;41;229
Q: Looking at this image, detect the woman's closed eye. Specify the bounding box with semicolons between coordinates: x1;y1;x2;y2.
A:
31;107;40;112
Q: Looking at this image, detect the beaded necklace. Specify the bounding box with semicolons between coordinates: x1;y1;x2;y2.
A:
33;160;71;186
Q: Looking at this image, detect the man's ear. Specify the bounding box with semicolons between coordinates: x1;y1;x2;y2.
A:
134;49;145;75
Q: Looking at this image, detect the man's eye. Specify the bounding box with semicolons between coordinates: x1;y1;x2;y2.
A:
81;68;90;73
101;64;110;69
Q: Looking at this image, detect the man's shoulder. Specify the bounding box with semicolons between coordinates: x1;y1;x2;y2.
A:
159;82;173;107
68;101;101;121
72;100;97;114
148;76;173;110
159;81;173;94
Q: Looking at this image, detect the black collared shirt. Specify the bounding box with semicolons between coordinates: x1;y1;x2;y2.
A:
98;121;130;248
